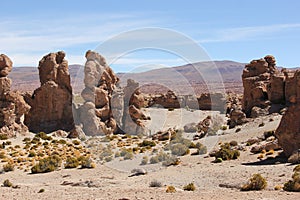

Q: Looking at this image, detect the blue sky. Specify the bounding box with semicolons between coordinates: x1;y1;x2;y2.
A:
0;0;300;72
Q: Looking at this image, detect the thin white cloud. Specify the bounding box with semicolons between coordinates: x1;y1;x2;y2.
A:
199;23;300;43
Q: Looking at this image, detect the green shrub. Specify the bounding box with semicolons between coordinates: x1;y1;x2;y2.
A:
283;165;300;192
170;143;189;156
138;140;156;147
35;132;52;140
0;134;8;140
141;156;148;165
80;156;96;168
31;155;62;173
28;150;36;157
150;156;160;164
162;156;180;166
241;174;267;191
214;143;240;161
65;157;79;169
3;162;14;172
3;179;13;187
149;180;162;187
183;183;196;191
72;140;80;145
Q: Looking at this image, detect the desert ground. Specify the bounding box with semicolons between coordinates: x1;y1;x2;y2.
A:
0;108;299;200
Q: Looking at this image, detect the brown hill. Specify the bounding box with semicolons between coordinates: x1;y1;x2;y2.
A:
9;61;246;94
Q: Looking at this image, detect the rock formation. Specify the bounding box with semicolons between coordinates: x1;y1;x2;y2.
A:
0;54;30;137
79;50;120;136
24;51;74;133
197;93;226;112
150;90;181;109
122;79;148;135
275;71;300;157
242;55;276;116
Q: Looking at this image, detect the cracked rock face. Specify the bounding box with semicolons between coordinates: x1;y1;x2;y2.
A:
0;54;30;137
79;50;120;136
24;51;74;133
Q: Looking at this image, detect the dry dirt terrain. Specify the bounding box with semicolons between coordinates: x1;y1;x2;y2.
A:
0;108;299;200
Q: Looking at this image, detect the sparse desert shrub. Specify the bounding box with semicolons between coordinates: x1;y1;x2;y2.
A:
72;140;80;145
5;141;12;145
58;139;67;145
104;156;113;162
283;165;300;192
23;137;31;143
235;128;241;133
65;157;79;169
120;148;134;160
0;134;8;140
138;140;156;147
31;155;62;173
80;156;96;168
3;162;14;172
221;125;228;130
162;156;180;166
150;156;160;164
99;147;114;161
214;143;240;161
28;150;36;157
213;157;223;163
3;179;13;187
183;183;196;191
274;185;282;190
168;108;175;111
149;180;162;187
0;151;6;159
141;156;148;165
115;151;121;158
241;174;267;191
170;143;189;156
196;142;207;154
166;185;176;193
35;132;52;140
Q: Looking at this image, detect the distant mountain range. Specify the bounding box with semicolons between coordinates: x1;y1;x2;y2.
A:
8;60;248;94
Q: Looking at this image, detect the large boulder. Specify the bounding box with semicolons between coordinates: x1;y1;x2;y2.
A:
25;51;74;133
275;104;300;157
0;54;13;77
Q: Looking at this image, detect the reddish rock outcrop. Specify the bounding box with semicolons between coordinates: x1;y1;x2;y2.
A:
275;89;300;157
79;50;120;136
242;56;277;116
0;54;30;137
24;51;74;133
150;90;181;109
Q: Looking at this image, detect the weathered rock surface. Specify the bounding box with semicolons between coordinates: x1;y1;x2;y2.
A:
78;50;120;136
25;51;74;133
122;79;148;135
275;104;300;157
0;54;30;137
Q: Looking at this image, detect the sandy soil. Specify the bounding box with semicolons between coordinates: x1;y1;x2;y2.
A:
0;108;299;200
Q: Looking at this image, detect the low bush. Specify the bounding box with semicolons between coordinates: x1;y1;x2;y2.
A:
183;183;196;191
214;143;240;161
241;174;267;191
65;157;79;169
149;180;162;187
3;179;13;187
35;132;52;140
138;140;156;147
31;155;62;173
166;185;176;193
0;134;8;140
3;162;14;172
283;164;300;192
170;143;189;156
80;156;96;168
140;156;148;165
